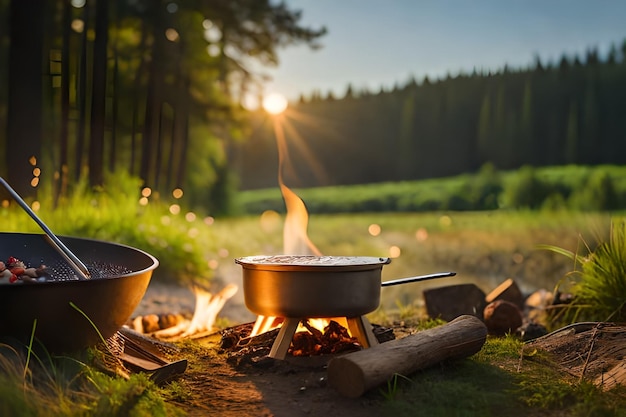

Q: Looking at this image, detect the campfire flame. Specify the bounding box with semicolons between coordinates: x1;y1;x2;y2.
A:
249;115;347;340
151;283;238;340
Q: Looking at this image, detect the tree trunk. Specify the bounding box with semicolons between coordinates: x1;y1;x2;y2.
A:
88;0;109;188
56;0;72;204
6;0;45;198
140;1;166;188
129;19;149;176
108;2;120;173
175;75;191;189
75;1;90;181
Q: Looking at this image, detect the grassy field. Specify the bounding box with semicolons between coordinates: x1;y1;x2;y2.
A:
209;210;618;315
0;168;624;416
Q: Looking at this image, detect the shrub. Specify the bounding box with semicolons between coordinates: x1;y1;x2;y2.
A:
464;163;503;210
569;169;620;211
501;165;549;209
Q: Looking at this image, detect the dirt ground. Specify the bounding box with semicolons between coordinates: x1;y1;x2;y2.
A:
171;333;388;417
132;282;415;416
132;282;626;416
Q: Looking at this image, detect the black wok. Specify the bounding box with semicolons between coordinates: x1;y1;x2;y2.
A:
0;232;158;352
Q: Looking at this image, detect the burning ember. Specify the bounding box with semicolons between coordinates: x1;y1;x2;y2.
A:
248;317;364;356
242;315;365;357
220;320;395;364
290;319;361;356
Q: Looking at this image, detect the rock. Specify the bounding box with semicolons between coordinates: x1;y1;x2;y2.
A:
518;321;548;341
525;288;553;309
525;289;554;325
486;278;524;309
423;284;487;321
483;300;523;336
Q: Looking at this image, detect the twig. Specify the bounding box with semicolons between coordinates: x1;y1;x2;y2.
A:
579;324;601;382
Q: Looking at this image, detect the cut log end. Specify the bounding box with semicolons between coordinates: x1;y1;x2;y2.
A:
327;359;366;398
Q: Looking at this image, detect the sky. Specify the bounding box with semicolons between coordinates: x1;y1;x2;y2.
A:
254;0;626;102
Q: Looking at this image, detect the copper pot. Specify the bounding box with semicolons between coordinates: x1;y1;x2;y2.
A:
236;255;454;318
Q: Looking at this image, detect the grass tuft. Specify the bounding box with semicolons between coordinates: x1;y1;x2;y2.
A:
545;217;626;324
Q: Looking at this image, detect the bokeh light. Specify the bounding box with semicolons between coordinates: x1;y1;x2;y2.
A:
368;223;381;236
172;188;183;199
71;19;84;33
165;28;179;42
389;245;401;258
169;204;181;215
415;227;428;242
260;210;281;232
206;44;220;57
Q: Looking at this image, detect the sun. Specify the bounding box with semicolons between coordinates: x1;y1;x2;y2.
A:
262;93;288;115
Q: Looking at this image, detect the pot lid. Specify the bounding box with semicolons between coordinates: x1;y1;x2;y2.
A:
235;255;391;271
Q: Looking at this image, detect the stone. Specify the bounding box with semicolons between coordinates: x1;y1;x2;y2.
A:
525;289;554;325
518;321;548;341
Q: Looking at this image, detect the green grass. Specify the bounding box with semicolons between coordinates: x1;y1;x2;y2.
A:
379;335;626;417
0;341;182;416
542;218;626;324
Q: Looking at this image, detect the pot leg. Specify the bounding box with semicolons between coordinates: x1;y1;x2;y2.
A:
347;316;379;348
268;317;300;360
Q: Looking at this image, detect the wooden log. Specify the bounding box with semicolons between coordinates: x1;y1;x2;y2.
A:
423;284;486;321
485;278;524;309
327;315;487;398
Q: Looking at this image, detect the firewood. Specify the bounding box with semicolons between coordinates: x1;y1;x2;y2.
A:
327;315;487;397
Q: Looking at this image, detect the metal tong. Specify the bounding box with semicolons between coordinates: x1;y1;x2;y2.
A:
0;177;90;279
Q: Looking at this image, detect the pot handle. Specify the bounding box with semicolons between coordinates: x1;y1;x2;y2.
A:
381;271;456;287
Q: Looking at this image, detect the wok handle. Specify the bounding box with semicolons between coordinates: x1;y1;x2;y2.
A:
381;271;456;287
